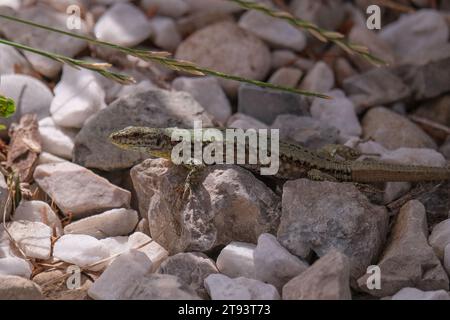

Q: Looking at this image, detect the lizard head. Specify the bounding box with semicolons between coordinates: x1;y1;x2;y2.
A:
109;127;174;158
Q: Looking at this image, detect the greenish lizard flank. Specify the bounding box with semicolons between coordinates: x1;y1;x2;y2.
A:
109;127;450;183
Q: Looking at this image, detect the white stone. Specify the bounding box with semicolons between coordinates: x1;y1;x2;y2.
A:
13;200;63;236
0;75;53;130
99;236;130;257
0;257;33;278
254;233;308;290
300;62;335;94
0;43;32;75
33;162;131;218
150;17;182;51
216;242;257;279
128;232;168;272
0;0;20;9
380;10;449;63
53;234;110;270
429;219;450;259
64;208;139;239
94;2;152;47
239;10;307;52
391;287;450;300
8;221;52;260
88;250;153;300
37;152;67;165
38;117;77;160
50;65;107;129
172;77;232;124
381;148;447;167
204;274;280;300
115;80;156;99
311;90;362;142
268;67;303;88
98;232;168;271
0;6;88;78
141;0;190;18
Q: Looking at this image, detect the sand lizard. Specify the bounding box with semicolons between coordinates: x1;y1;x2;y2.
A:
109;127;450;183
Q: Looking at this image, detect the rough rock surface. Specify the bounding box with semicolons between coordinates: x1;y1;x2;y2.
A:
132;159;281;254
74;89;214;171
357;201;449;297
277;179;389;283
282;250;352;300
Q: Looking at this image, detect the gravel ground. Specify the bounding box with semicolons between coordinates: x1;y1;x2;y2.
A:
1;0;450;300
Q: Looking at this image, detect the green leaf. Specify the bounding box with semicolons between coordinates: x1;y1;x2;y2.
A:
0;95;16;118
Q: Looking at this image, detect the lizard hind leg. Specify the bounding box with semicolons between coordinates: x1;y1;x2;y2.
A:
307;169;338;182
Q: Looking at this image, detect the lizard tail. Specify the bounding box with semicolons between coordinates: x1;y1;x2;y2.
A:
350;161;450;182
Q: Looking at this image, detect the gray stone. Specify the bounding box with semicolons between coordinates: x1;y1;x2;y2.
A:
157;252;218;299
268;67;303;88
238;84;309;125
34;162;131;218
290;0;345;31
238;10;307;52
172;77;232;124
64;208;139;239
343;68;411;111
175;21;271;97
357;201;449;297
0;5;87;78
0;275;43;300
204;274;280;300
282;250;352;300
74;89;214;171
270;50;297;70
397;57;450;100
254;233;308;290
271;115;339;150
131;159;281;254
277;179;389;283
362;107;437;150
299;62;335;95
